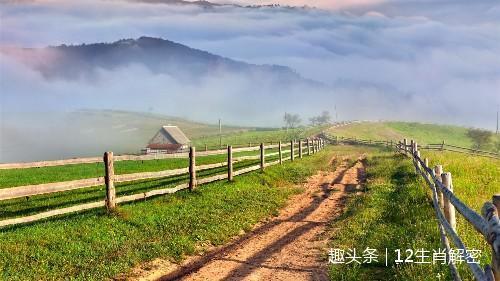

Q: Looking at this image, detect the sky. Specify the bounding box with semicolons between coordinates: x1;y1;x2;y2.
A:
1;0;500;130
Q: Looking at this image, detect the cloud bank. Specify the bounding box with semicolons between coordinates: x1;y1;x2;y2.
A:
1;0;499;160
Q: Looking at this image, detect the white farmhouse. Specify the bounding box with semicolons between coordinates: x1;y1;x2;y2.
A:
142;125;190;154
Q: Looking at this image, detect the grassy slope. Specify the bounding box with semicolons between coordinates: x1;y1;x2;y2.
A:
0;147;335;280
421;150;499;279
1;110;249;162
61;109;254;142
191;125;328;148
0;148;278;188
327;121;499;149
328;146;498;280
3;109;325;162
328;148;449;280
0;148;287;221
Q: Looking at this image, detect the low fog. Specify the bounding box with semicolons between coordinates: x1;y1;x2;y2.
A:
1;0;499;162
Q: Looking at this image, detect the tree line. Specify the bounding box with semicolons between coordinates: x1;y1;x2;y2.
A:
283;111;332;129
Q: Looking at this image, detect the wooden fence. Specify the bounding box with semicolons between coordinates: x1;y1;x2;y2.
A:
325;134;499;281
0;138;326;228
398;140;500;281
327;135;499;160
0;141;309;170
419;142;500;159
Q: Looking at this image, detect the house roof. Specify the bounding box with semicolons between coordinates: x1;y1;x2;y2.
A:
161;125;190;144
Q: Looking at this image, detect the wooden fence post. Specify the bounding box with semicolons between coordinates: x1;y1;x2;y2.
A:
260;143;265;171
435;165;444;209
424;158;429;177
307;138;311;156
104;151;116;211
291;140;295;161
189;147;197;191
493;194;500;212
279;141;283;165
415;151;421;172
228;145;233;181
205;144;208;152
441;140;445;151
299;140;303;159
442;172;456;230
489;195;500;280
403;138;408;154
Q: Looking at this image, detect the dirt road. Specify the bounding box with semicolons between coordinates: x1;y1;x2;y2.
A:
130;156;366;281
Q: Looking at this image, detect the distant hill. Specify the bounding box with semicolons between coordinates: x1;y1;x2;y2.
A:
2;36;314;86
327;121;500;150
0;110;249;162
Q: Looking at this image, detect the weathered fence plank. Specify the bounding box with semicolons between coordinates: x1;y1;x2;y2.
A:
189;147;196;191
228;146;233;181
104;152;116;211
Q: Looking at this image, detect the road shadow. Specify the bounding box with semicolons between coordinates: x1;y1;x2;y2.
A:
159;160;359;281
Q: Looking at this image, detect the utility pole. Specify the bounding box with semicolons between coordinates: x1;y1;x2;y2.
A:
219;118;222;148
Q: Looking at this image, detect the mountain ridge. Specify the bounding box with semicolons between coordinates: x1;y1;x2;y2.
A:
2;36;319;86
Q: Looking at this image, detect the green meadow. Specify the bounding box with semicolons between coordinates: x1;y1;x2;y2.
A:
0;146;331;280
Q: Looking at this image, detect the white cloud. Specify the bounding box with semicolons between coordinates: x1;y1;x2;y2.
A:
1;0;499;130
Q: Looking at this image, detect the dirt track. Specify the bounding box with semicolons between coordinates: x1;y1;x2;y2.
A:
129;156;366;281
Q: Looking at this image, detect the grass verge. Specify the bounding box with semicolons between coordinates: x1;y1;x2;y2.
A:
421;150;499;278
328;149;450;280
0;147;334;280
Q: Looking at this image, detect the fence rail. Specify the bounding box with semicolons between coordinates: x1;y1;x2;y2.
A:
325;135;499;159
420;142;499;159
325;133;500;281
0;138;326;228
0;141;294;170
398;140;500;281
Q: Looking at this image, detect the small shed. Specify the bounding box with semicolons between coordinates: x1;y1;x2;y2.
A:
143;126;190;154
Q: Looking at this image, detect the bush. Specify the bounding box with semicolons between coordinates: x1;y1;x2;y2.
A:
466;128;492;149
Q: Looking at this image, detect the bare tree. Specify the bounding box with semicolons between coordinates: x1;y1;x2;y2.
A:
309;111;332;126
284;112;301;129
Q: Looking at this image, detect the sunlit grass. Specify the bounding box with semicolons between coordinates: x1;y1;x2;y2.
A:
0;147;335;280
328;149;449;280
421;150;499;279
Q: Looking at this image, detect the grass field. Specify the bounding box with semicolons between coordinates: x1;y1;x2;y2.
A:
328;144;498;280
0;147;290;221
420;150;499;279
0;147;334;280
191;125;328;149
327;121;500;150
328;148;448;280
0;148;280;188
1;122;498;280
